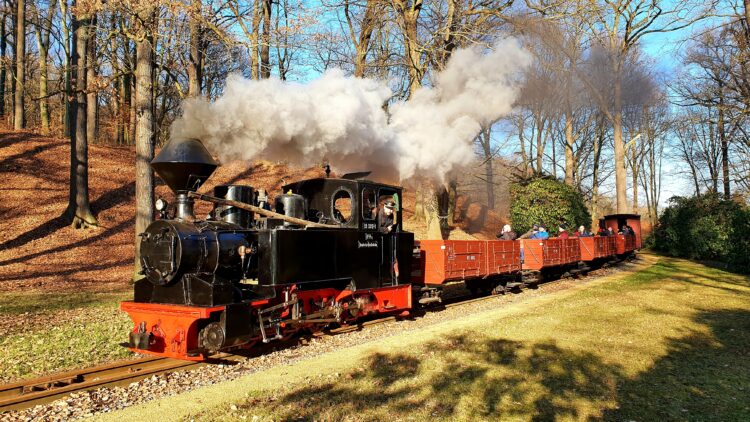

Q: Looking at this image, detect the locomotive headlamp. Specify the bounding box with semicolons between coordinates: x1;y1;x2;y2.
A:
155;198;168;212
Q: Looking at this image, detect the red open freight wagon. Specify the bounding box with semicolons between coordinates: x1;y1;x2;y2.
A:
520;238;580;271
415;240;521;285
578;236;617;261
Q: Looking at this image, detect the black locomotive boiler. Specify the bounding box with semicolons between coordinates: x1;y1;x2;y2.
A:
121;138;415;360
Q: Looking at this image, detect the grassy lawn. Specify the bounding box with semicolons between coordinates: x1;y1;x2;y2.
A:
0;290;134;382
100;254;750;422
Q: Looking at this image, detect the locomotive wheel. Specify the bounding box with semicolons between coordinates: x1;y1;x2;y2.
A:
199;322;226;352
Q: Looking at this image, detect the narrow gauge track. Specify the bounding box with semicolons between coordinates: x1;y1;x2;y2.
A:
0;259;628;413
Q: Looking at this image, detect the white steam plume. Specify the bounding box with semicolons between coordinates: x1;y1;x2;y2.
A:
171;38;530;181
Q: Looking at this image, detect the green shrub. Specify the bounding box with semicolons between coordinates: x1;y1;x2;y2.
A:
510;177;591;234
653;193;750;273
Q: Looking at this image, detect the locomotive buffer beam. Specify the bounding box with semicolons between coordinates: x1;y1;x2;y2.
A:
188;192;339;229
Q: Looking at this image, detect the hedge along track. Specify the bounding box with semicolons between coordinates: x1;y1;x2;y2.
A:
0;256;632;413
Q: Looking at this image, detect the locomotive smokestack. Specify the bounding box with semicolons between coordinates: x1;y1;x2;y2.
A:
151;138;219;220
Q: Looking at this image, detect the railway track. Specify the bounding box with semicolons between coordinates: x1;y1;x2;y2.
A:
0;261;626;414
0;293;492;413
0;357;198;412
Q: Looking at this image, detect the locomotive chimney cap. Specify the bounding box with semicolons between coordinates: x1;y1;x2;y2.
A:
151;138;219;193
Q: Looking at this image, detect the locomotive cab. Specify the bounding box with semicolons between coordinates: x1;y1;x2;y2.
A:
259;177;413;290
281;177;403;231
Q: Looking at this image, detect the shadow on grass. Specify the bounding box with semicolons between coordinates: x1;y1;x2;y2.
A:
238;335;623;421
604;309;750;421
231;309;750;421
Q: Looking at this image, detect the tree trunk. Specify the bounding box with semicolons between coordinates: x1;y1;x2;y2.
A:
59;0;72;137
424;183;442;239
110;14;123;144
250;0;261;79
481;126;495;209
0;11;7;118
612;60;628;213
564;68;574;185
718;98;730;198
649;141;659;227
34;0;55;135
13;0;24;130
414;181;424;220
591;117;604;229
7;7;13;126
631;145;638;212
260;0;271;78
393;0;423;97
447;178;457;225
551;129;557;178
187;0;202;97
86;14;96;143
564;110;574;185
535;113;544;173
133;5;157;279
128;41;136;143
38;44;50;134
518;116;531;178
67;5;97;228
352;0;377;77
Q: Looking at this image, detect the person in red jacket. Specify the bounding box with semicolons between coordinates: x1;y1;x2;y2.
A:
558;224;570;239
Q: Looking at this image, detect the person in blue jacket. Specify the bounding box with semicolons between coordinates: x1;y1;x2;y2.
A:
531;225;550;240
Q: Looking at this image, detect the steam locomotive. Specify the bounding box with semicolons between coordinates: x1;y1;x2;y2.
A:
121;138;641;361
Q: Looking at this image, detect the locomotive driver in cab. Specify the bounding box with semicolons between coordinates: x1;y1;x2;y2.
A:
378;200;398;234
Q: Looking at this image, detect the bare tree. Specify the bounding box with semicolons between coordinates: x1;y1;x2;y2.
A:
67;0;97;228
86;13;97;143
530;0;712;212
131;4;158;278
30;0;57;135
13;0;24;129
0;6;7;119
187;0;203;97
59;0;73;136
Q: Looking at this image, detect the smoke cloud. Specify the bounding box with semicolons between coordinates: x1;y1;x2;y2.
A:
171;38;530;182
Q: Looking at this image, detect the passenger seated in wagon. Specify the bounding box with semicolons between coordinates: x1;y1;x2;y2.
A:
519;223;539;239
575;226;592;237
497;224;517;240
557;224;570;239
531;225;549;240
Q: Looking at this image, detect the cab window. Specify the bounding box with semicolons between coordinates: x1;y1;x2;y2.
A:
332;189;353;224
362;189;376;220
